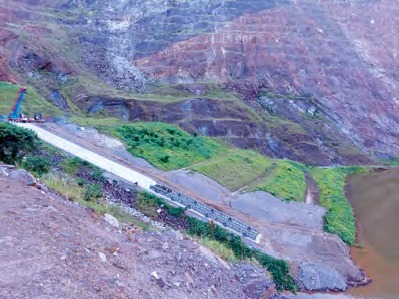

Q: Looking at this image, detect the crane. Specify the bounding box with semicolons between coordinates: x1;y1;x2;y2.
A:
5;87;43;123
8;86;27;121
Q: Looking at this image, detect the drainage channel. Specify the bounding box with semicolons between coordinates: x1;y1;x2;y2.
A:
150;184;262;243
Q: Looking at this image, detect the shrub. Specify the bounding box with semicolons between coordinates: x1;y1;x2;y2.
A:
84;183;103;202
197;237;238;262
0;123;39;164
41;171;84;201
92;168;106;182
22;156;51;175
41;171;108;215
159;155;169;163
186;216;296;291
61;157;84;174
76;177;87;186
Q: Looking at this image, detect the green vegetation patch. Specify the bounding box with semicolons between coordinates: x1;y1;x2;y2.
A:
191;149;307;201
40;171;150;230
191;149;274;191
310;167;366;245
0;122;39;164
136;191;185;219
114;122;223;171
252;161;307;202
0;82;62;117
22;156;51;175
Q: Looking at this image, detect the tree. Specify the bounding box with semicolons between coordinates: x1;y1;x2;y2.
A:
0;123;39;164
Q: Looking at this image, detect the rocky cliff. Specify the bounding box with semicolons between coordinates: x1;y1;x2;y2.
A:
1;0;398;165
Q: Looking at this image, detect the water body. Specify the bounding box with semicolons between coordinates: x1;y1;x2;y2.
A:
346;168;399;299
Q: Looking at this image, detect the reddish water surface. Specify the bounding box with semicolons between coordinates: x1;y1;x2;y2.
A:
346;169;399;299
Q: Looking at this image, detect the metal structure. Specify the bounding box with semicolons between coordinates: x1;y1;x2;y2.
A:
4;87;44;123
8;86;27;120
150;184;261;242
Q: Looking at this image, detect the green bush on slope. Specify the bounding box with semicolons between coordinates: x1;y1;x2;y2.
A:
22;156;51;175
0;123;39;164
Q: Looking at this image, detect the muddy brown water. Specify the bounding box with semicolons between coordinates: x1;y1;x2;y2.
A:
346;168;399;299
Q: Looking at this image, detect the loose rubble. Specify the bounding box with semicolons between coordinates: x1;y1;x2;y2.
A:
0;171;286;298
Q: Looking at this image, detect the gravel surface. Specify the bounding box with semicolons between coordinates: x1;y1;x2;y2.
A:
230;191;325;231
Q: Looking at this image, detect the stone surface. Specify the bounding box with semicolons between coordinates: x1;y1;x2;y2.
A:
298;263;347;291
103;213;119;228
230;191;326;231
9;169;37;187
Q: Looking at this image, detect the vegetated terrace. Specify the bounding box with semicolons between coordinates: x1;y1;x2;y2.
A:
78;118;365;245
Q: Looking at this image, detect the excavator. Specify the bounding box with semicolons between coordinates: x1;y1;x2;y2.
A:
2;86;44;123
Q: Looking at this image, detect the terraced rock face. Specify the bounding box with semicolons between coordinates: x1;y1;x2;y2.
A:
133;0;399;160
1;0;398;164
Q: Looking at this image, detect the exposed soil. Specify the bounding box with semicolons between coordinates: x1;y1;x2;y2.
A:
0;165;282;299
304;172;320;205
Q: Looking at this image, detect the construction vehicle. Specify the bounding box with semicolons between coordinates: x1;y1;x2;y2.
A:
2;86;44;123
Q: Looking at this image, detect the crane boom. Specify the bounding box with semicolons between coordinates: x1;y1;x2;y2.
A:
9;87;27;119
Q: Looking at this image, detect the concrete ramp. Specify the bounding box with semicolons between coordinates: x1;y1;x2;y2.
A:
16;123;156;189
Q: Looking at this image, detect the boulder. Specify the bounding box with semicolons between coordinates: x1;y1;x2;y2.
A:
234;262;276;299
298;263;347;291
103;213;119;228
10;170;37;187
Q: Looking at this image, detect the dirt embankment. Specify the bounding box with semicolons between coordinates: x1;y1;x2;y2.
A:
0;164;286;299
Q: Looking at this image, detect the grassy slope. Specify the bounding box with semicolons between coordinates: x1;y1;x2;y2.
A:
114;122;364;244
251;161;307;202
82;118;307;200
113;122;223;171
191;149;275;191
0;82;62;117
191;150;307;201
310;167;366;245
